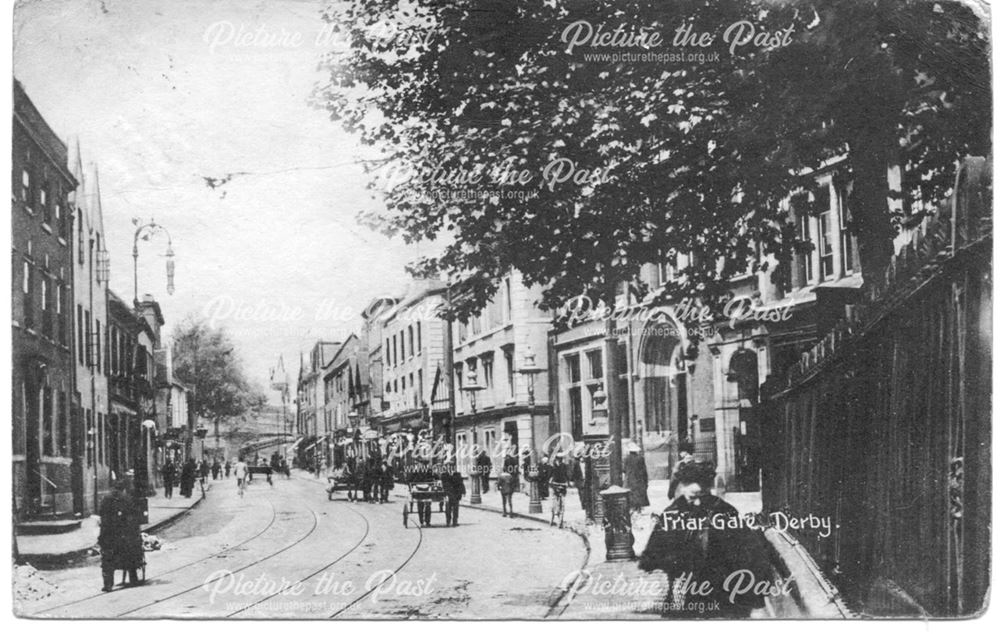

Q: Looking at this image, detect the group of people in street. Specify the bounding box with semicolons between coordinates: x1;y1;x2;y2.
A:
159;458;203;499
339;456;394;503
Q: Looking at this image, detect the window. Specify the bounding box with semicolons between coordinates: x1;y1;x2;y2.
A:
58;391;69;457
21;169;30;203
566;354;581;383
482;356;494;388
43;387;54;456
56;285;65;345
838;186;857;274
78;213;85;264
568;387;583;439
408;325;414;357
587;350;603;380
797;212;813;284
84;310;92;366
41;187;50;225
504;348;515;399
399;331;405;359
40;277;51;337
504;278;512;323
77;305;85;361
815;183;835;280
416;321;422;351
22;262;33;329
417;369;423;406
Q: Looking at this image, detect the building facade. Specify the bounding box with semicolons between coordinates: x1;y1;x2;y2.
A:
12;80;79;519
376;280;450;440
295;340;339;469
451;271;553;479
106;291;158;493
68;141;112;515
321;334;369;467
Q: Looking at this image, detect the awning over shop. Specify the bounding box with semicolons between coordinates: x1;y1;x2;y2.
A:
288;437;305;452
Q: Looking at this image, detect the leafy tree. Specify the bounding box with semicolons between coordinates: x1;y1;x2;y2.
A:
315;0;988;314
171;316;267;432
755;0;990;279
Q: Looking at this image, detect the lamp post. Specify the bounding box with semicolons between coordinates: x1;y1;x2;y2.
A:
518;345;545;514
460;368;485;504
131;218;175;305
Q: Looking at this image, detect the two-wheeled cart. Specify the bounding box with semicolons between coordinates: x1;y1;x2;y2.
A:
402;481;452;528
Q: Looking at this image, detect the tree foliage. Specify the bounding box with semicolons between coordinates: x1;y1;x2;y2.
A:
315;0;989;317
171;316;267;424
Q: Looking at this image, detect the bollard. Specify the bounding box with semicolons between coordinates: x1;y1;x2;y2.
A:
600;485;636;561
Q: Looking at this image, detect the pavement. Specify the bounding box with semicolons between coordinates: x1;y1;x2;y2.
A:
15;481;213;568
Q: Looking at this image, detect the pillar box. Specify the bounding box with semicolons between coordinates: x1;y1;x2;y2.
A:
599;485;636;561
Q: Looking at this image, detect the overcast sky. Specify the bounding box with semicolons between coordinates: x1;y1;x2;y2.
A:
14;0;437;398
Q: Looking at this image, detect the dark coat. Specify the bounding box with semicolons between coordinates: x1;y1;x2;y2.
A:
442;471;466;499
99;489;145;570
639;495;771;617
179;461;197;496
475;451;493;474
625;452;650;508
161;462;176;486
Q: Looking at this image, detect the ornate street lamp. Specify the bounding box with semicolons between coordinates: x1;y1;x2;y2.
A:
132;218;175;304
518;345;545;514
460;367;485;504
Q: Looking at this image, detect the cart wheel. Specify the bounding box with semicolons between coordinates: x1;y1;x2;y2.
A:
403;504;409;528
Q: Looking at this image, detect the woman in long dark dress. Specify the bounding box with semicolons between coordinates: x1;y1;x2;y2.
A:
179;459;196;498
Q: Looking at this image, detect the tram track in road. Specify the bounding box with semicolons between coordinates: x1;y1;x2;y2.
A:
226;501;372;616
328;515;424;619
286;473;429;620
114;497;320;618
28;496;280;617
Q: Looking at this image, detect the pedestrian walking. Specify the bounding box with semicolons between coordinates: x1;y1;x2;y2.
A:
499;454;518;517
234;457;248;498
639;460;771;618
549;453;570;528
98;478;144;592
198;460;209;487
211;460;221;480
179;458;196;498
625;441;650;510
475;448;492;493
537;455;551;500
380;460;394;503
366;457;379;503
161;459;176;499
224;460;231;478
571;449;594;523
441;462;466;527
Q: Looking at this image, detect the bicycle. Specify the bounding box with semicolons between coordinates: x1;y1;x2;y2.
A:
550;481;567;528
